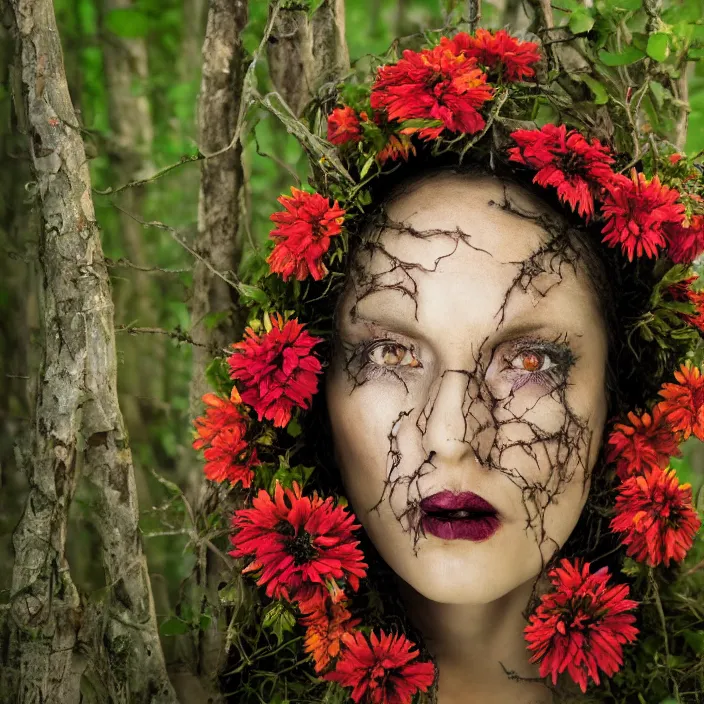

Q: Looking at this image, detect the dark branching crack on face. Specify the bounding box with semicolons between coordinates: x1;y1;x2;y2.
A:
331;182;603;683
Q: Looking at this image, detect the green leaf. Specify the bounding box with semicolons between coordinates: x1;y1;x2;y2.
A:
569;8;595;35
262;601;296;645
581;75;609;105
239;283;269;305
646;33;670;62
683;630;704;654
105;8;149;38
204;357;234;398
286;417;302;438
359;155;375;179
398;118;443;130
598;46;646;66
688;48;704;60
160;617;190;636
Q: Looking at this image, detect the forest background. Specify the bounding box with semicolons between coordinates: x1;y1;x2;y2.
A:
1;0;704;702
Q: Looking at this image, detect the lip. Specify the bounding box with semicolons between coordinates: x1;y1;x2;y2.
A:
420;490;501;542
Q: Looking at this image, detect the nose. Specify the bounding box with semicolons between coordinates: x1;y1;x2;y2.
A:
420;370;477;465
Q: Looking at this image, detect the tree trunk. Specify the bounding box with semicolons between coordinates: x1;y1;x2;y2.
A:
173;1;249;700
267;0;349;117
0;1;177;702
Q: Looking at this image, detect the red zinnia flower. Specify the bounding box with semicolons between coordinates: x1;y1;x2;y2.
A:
229;482;367;602
193;392;258;486
666;273;704;333
228;315;323;428
328;106;363;146
202;427;257;486
605;407;681;480
657;361;704;440
601;170;685;261
192;391;245;450
324;630;436;704
443;29;541;82
666;214;704;264
524;558;638;693
300;597;361;673
508;124;616;219
267;187;345;281
610;466;701;567
370;43;494;140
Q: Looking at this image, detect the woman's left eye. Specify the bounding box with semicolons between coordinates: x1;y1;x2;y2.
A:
509;350;554;374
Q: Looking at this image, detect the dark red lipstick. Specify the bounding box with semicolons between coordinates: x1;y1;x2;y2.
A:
420;491;500;541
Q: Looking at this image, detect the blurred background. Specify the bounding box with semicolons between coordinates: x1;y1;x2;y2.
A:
1;0;703;684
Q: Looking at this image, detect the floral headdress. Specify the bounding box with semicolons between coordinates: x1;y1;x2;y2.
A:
193;26;704;704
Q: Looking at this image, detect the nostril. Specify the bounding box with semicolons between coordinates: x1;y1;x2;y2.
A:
427;451;436;463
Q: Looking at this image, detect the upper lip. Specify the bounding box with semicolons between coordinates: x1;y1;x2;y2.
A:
420;490;497;515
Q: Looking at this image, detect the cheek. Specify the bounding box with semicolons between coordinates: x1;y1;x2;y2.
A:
325;370;406;511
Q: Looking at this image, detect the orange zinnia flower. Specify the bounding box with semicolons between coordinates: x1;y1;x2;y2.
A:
605;407;681;480
300;597;361;673
657;361;704;440
192;392;258;486
377;133;416;165
610;466;701;567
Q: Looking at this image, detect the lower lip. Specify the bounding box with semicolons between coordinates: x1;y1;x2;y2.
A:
422;513;501;541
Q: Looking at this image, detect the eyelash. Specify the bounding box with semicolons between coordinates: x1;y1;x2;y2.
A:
352;336;576;389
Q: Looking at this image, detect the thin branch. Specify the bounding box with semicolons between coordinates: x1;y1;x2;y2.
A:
115;325;209;348
110;203;243;293
105;257;192;274
93;153;204;196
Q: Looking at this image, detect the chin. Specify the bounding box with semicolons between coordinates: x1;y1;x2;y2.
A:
368;523;544;606
413;556;535;605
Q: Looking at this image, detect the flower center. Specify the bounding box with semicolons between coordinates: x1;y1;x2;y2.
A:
562;150;586;175
277;523;318;565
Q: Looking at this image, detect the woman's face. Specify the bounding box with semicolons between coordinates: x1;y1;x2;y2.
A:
326;172;609;605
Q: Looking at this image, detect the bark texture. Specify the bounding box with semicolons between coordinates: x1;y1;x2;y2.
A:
0;1;176;702
176;1;249;699
267;0;349;117
188;0;249;415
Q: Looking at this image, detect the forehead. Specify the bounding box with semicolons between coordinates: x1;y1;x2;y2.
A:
382;172;556;261
344;172;603;340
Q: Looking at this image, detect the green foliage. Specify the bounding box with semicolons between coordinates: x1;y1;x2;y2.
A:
22;1;703;702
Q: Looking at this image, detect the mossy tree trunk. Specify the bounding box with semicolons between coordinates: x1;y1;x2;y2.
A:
0;1;177;702
267;0;349;117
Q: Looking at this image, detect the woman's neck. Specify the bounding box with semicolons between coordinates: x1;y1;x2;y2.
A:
397;577;554;704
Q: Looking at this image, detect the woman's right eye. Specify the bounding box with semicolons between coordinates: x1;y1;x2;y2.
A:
367;341;422;369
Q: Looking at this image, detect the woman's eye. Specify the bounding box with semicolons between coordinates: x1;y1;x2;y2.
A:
368;342;421;368
509;350;553;373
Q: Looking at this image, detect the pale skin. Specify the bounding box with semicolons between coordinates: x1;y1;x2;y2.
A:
325;172;610;704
